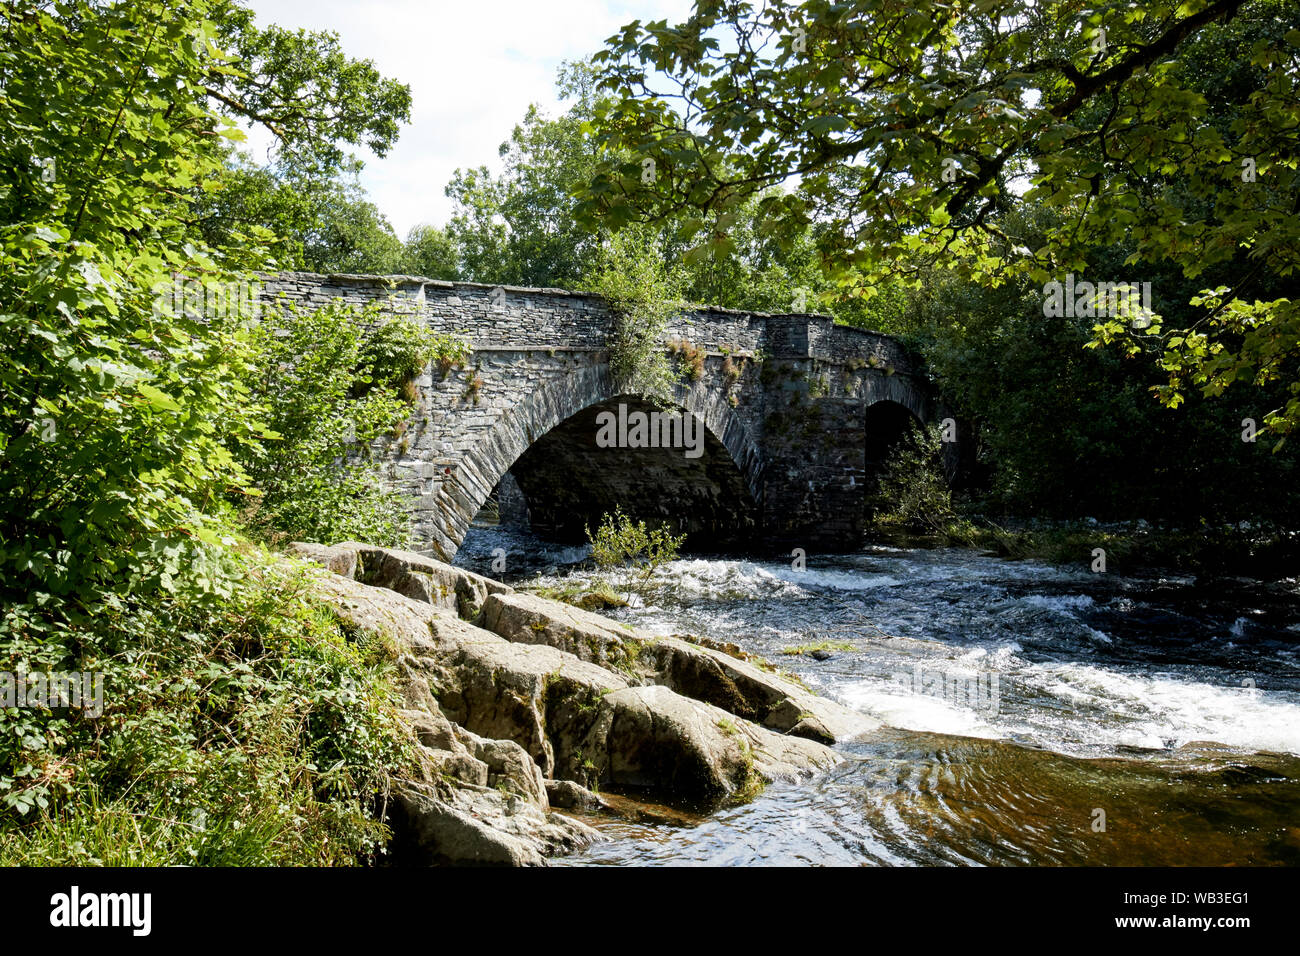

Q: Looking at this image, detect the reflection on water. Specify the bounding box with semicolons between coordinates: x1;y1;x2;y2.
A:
560;732;1300;866
455;529;1300;866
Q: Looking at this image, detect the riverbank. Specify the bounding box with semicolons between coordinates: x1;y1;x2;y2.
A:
873;516;1300;581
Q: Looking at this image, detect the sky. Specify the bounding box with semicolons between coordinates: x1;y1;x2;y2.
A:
244;0;693;238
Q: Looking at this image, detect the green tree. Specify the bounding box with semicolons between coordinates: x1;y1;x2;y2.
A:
192;0;413;273
445;61;605;287
0;0;416;857
587;227;685;400
1;0;261;597
196;152;409;274
208;1;410;170
401;224;460;279
579;0;1300;437
0;0;413;596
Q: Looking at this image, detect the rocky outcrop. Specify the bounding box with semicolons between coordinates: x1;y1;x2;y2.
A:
292;542;879;866
291;540;512;620
480;590;875;742
544;779;606;813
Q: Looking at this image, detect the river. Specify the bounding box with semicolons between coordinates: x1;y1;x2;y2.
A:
454;528;1300;866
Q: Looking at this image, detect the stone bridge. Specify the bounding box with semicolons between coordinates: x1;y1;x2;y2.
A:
260;273;954;562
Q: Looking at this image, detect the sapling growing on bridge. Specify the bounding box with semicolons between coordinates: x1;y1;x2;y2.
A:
588;229;684;403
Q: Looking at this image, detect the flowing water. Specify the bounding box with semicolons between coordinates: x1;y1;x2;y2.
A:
455;529;1300;866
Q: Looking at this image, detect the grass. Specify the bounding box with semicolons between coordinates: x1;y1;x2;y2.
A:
0;780;328;866
526;581;630;612
779;640;855;657
668;339;706;381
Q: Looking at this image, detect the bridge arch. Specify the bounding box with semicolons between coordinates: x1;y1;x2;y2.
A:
860;377;960;496
428;360;765;560
864;398;924;466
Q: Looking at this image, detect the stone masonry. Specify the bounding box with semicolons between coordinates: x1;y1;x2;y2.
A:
258;272;950;561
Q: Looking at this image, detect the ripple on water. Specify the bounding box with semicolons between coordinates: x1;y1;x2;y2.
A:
562;731;1300;867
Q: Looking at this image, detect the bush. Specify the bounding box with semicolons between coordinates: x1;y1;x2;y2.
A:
357;318;468;397
869;424;955;534
238;302;463;547
0;549;411;865
585;507;686;600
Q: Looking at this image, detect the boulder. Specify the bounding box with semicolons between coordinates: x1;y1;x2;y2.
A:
314;571;844;800
643;637;875;742
481;590;642;674
389;781;596;866
306;572;606;863
596;685;839;800
415;611;632;778
544;779;606;813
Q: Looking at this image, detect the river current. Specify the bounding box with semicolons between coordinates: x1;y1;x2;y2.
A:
454;528;1300;866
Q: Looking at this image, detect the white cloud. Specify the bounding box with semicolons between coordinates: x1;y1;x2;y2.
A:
243;0;690;237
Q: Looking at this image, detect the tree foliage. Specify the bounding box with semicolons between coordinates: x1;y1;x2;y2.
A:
870;424;955;534
1;0;264;598
0;0;418;860
444;62;606;287
580;0;1300;434
587;227;685;400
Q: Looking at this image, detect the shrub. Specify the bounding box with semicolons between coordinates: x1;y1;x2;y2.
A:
585;507;686;599
587;229;684;401
358;318;469;397
238;302;465;547
869;424;955;534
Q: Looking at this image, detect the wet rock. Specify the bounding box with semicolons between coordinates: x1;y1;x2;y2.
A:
642;637;875;743
678;634;746;659
481;591;876;744
597;685;839;799
593;792;709;827
545;779;606;813
788;717;836;746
